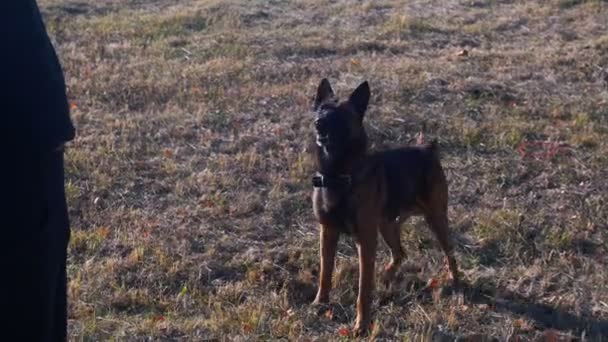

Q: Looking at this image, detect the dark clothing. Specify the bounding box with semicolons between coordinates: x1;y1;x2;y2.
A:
1;0;75;153
4;151;70;341
0;1;74;341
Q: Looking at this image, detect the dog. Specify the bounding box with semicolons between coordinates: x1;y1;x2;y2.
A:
310;79;460;335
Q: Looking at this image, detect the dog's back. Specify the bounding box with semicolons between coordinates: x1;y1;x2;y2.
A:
364;143;447;222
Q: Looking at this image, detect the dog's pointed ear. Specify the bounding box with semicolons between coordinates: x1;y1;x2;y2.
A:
348;81;370;118
314;78;335;111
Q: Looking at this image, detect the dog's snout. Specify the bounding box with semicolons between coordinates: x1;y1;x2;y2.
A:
315;118;327;133
314;118;322;129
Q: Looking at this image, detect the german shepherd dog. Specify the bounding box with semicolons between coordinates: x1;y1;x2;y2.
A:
310;79;460;335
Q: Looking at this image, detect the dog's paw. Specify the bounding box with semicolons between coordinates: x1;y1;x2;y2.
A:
353;323;372;337
310;298;332;318
312;295;329;306
381;264;397;289
353;326;367;337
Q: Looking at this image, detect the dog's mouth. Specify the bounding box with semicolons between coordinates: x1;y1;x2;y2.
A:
316;134;330;147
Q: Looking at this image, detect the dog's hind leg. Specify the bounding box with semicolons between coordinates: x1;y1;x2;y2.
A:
379;221;403;288
425;212;460;290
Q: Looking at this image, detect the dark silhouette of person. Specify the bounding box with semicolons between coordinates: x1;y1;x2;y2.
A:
1;1;75;341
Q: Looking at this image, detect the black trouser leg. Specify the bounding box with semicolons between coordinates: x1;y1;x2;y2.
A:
43;150;70;341
51;248;68;341
2;149;70;342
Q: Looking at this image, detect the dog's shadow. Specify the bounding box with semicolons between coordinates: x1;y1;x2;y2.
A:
434;278;608;339
456;236;607;336
287;232;608;338
294;271;608;338
463;280;608;338
379;276;608;339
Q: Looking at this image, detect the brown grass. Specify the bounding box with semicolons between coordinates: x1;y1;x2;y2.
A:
39;0;608;340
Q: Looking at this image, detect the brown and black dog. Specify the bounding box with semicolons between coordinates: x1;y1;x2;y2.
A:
310;79;460;335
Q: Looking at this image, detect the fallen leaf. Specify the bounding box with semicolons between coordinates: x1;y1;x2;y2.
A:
324;308;334;320
70;103;78;111
457;49;469;57
243;323;253;334
427;278;440;289
97;226;110;239
513;319;524;327
163;149;173;158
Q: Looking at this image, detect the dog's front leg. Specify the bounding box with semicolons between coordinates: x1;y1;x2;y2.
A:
354;229;377;335
313;224;339;304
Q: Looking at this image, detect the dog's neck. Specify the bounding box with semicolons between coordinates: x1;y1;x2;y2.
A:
314;136;368;178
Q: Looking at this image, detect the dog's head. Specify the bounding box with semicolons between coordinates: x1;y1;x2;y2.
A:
312;79;370;169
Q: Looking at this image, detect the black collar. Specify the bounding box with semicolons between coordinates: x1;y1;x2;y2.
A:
312;173;352;189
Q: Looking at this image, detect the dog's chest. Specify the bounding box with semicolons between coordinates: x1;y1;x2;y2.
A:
312;188;354;233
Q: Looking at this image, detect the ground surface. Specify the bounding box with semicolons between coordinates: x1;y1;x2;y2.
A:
39;0;608;340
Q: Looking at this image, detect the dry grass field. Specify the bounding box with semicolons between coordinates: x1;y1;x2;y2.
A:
39;0;608;340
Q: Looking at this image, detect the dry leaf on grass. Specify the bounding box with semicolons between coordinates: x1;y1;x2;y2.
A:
457;49;469;57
